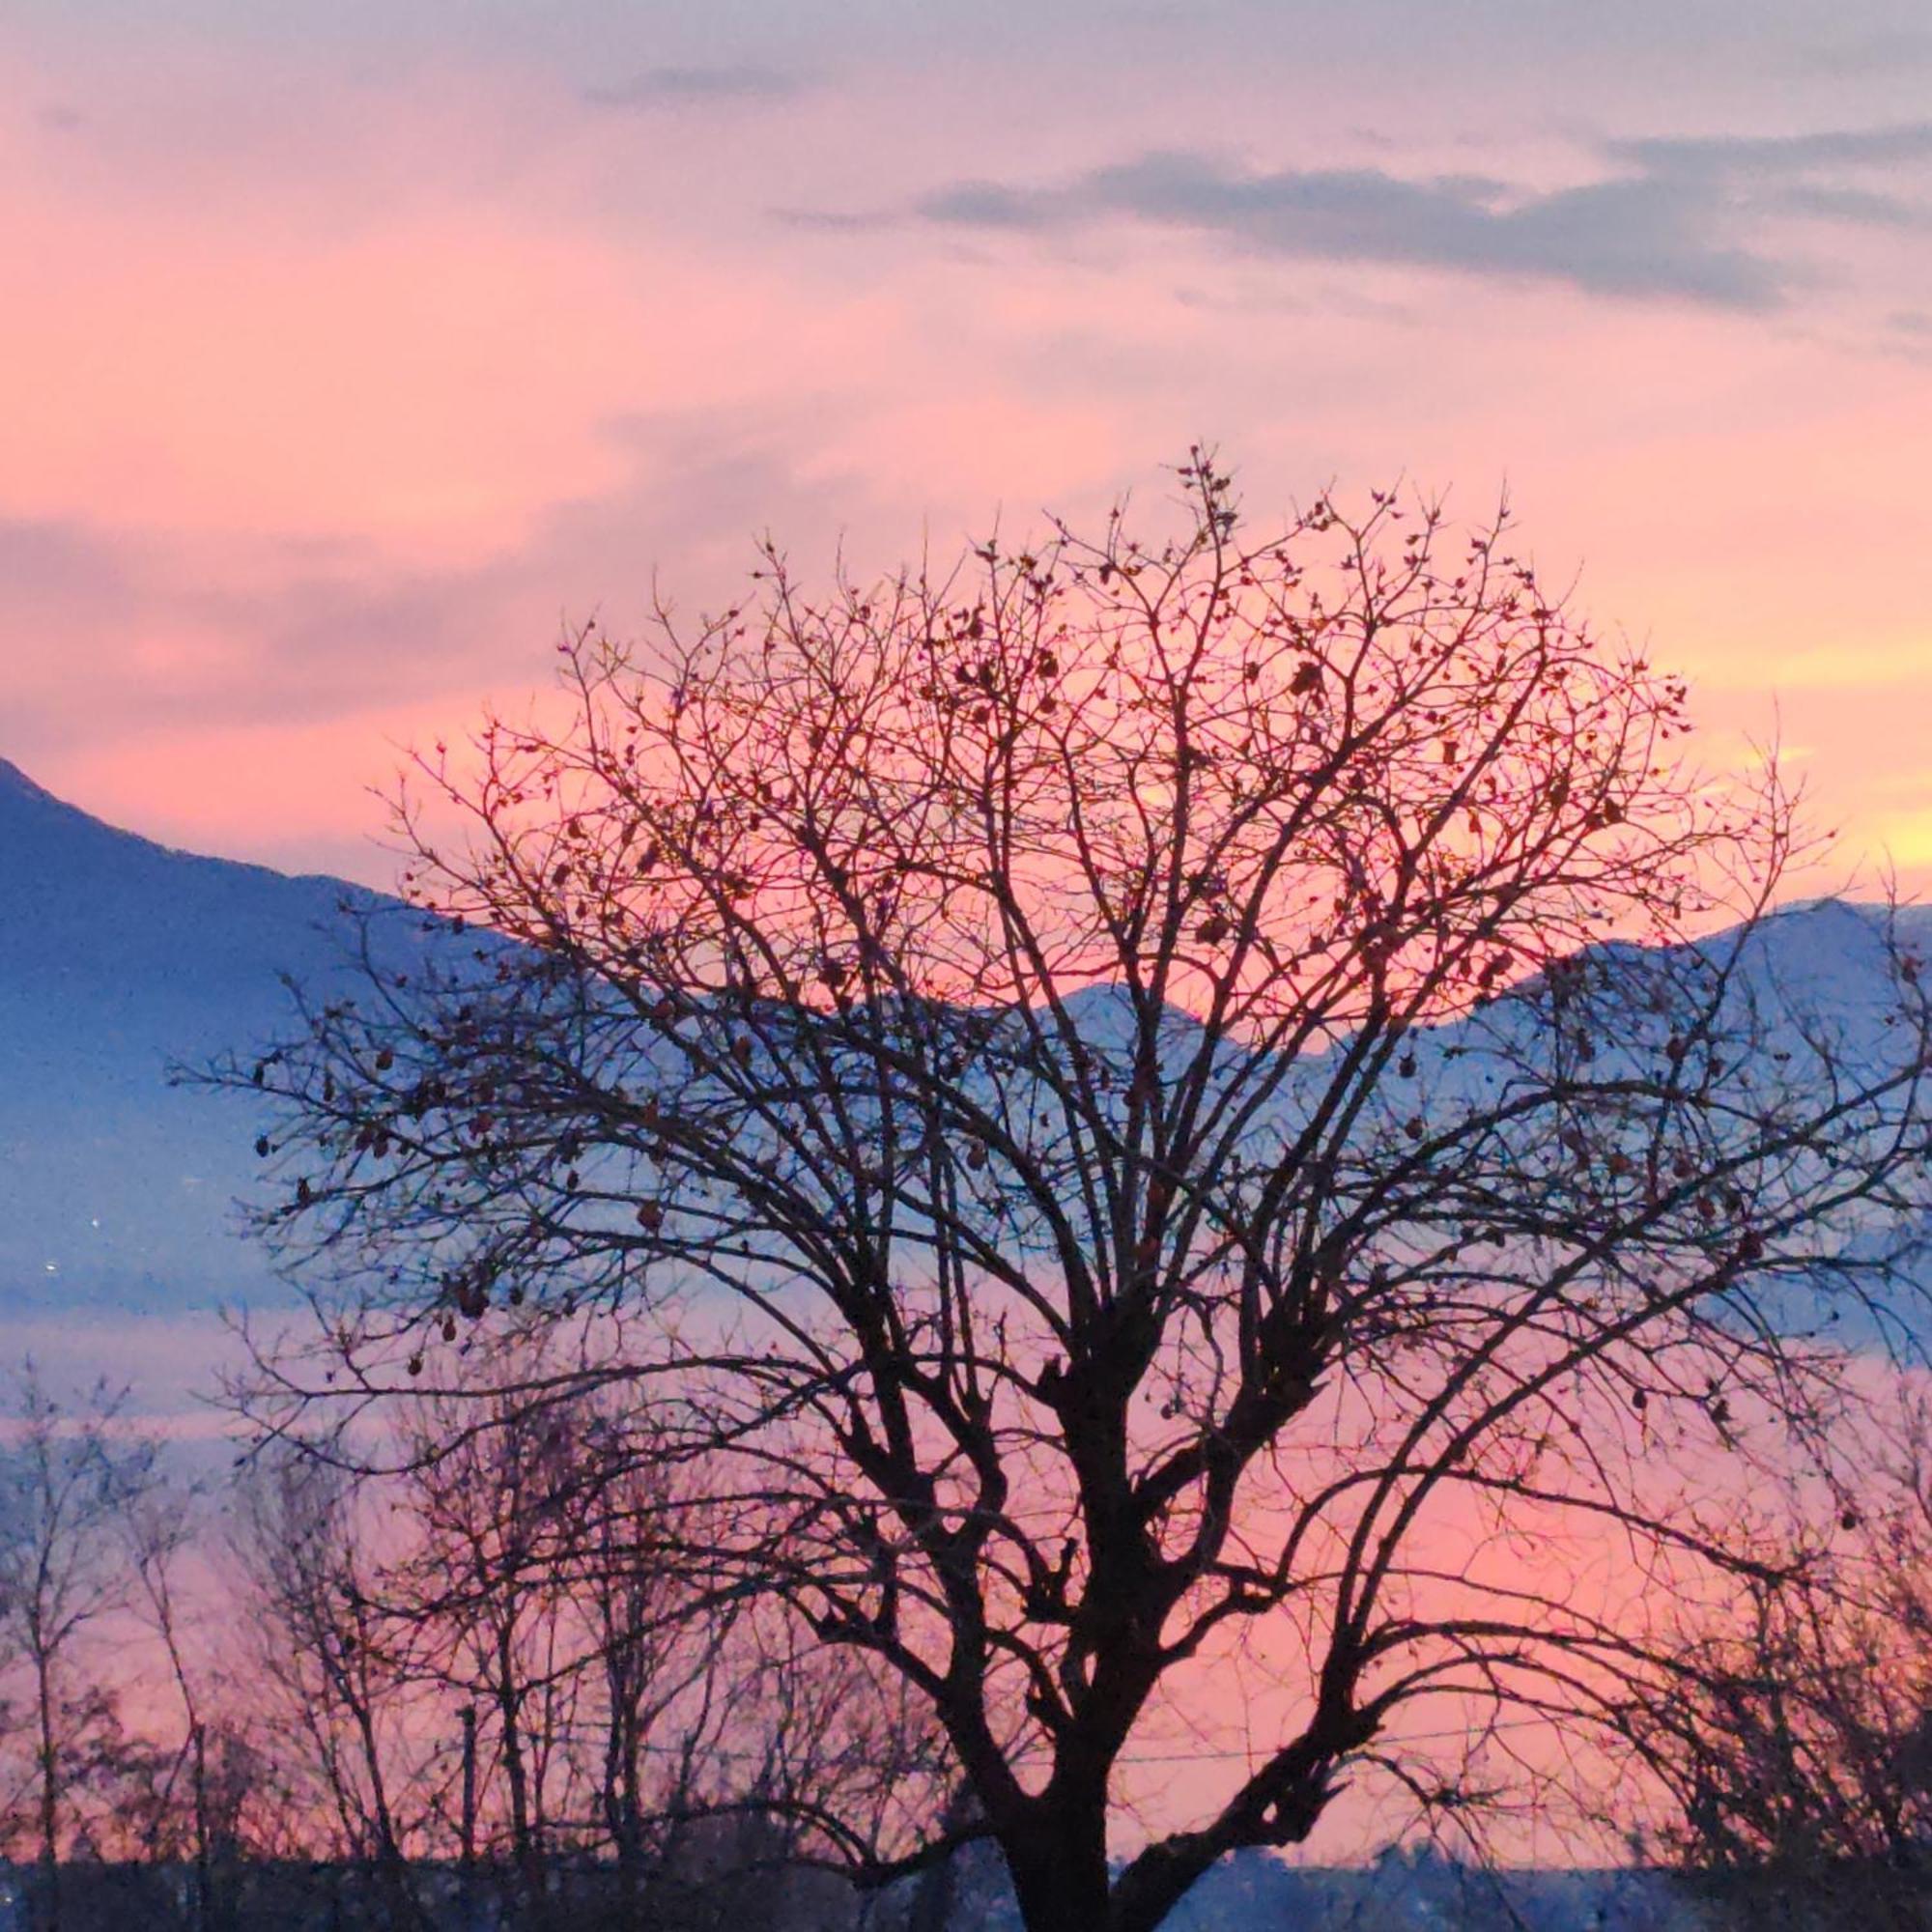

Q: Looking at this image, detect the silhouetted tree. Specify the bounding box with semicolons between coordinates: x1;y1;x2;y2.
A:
124;1477;219;1924
231;454;1932;1930
1624;1394;1932;1929
389;1361;582;1920
229;1448;429;1928
0;1366;156;1931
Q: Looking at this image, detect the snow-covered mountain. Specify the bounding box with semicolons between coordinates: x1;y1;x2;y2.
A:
0;758;395;1314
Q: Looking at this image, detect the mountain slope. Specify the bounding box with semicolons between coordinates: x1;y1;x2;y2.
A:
5;755;1927;1325
0;759;394;1312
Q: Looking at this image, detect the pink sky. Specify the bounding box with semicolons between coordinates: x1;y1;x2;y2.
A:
3;6;1929;894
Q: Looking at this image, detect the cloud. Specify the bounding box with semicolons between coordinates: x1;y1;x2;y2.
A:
1608;124;1932;236
861;118;1932;310
582;64;805;111
899;149;1789;309
1608;121;1932;176
1776;183;1931;228
0;416;872;761
0;516;139;614
914;180;1050;229
770;205;888;233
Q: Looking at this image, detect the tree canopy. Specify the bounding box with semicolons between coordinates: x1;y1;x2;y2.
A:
234;455;1932;1931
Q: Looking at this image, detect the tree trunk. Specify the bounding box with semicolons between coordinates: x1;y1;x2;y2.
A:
348;1695;415;1932
191;1722;212;1932
35;1649;60;1932
459;1704;479;1932
1001;1792;1113;1932
608;1706;644;1932
496;1648;545;1929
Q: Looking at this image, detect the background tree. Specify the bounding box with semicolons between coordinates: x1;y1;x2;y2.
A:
388;1359;583;1921
228;1447;430;1929
375;1336;727;1924
573;1402;721;1922
0;1366;156;1931
124;1477;221;1927
1620;1394;1932;1929
233;453;1932;1931
228;1329;952;1926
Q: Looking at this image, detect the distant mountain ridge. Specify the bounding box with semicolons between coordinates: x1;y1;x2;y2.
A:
0;757;396;1312
2;756;1925;1321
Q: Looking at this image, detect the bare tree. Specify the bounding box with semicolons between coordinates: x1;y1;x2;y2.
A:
123;1478;220;1923
423;1410;557;1904
1620;1397;1932;1928
0;1366;156;1930
566;1399;750;1926
229;454;1932;1930
228;1446;429;1928
365;1331;944;1925
380;1342;605;1923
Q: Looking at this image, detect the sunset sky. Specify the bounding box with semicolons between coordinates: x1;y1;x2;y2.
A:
6;1;1929;893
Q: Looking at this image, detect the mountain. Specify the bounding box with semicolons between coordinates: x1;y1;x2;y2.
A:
0;758;396;1314
5;754;1928;1327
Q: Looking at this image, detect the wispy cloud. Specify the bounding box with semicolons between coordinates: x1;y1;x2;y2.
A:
1605;124;1932;238
897;150;1788;309
1607;121;1932;176
810;119;1932;311
583;64;805;111
1776;183;1932;228
0;419;866;758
